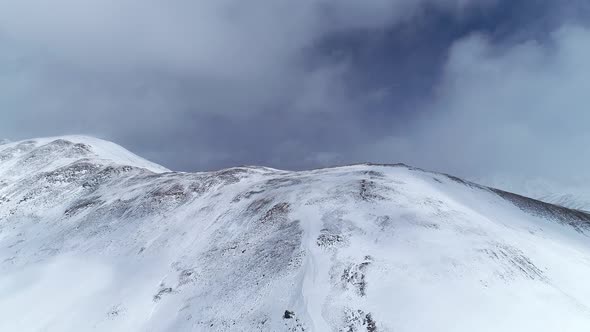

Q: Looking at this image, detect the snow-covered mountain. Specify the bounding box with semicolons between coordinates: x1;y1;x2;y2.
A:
1;136;590;332
476;175;590;212
538;192;590;211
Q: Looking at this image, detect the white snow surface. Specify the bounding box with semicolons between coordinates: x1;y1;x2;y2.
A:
1;137;590;331
0;135;169;176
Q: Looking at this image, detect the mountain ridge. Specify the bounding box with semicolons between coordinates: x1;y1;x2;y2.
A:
1;136;590;331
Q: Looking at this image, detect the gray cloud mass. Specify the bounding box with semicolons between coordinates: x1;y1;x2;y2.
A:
1;0;589;197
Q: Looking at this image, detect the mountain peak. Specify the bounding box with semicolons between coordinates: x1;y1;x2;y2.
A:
0;135;170;176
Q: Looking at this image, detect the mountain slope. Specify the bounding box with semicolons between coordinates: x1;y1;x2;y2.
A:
477;175;590;211
0;135;169;177
1;137;590;331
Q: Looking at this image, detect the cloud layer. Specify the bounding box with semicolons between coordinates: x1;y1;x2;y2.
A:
1;0;589;199
0;0;492;164
358;24;590;187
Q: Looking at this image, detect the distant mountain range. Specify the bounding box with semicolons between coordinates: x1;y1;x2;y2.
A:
476;175;590;211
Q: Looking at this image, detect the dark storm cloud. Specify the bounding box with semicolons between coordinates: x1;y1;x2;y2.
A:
389;25;590;181
0;0;494;169
1;0;589;198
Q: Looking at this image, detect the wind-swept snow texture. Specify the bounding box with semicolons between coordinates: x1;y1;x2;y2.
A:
1;137;590;332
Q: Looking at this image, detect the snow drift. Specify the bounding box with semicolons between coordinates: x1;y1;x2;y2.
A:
1;136;590;331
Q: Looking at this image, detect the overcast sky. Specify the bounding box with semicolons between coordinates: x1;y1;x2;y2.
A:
1;0;590;191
